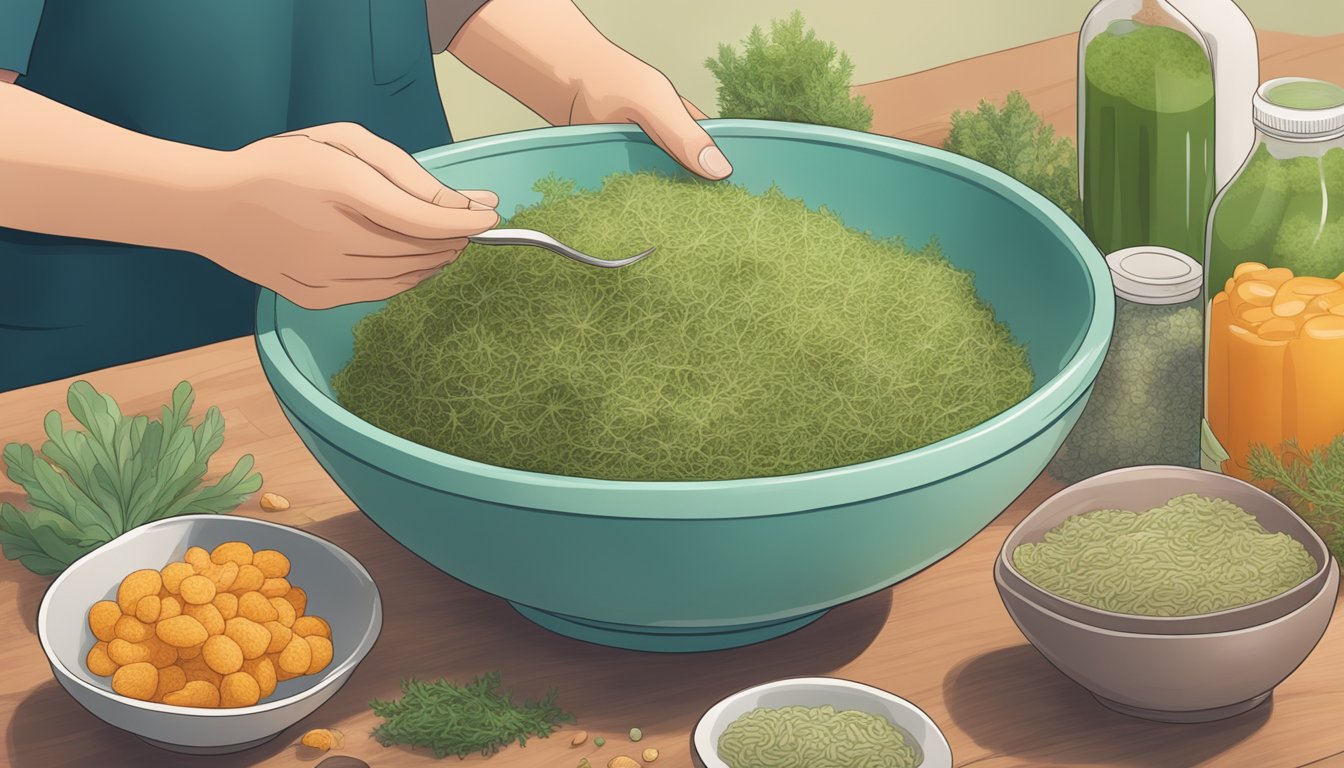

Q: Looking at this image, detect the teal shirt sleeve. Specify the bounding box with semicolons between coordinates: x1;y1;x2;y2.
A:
0;0;45;74
427;0;491;53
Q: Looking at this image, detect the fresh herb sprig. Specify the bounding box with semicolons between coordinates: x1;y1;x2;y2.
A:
1249;437;1344;560
370;671;574;759
0;380;262;575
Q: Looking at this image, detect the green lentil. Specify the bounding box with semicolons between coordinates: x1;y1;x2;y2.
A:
629;728;642;742
594;737;606;747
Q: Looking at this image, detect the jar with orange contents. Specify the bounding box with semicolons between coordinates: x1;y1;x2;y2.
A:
1203;77;1344;486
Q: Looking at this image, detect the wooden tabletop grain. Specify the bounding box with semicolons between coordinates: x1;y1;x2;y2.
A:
4;30;1344;768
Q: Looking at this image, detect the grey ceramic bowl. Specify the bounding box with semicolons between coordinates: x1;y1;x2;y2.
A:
37;515;382;754
692;677;952;768
996;466;1338;722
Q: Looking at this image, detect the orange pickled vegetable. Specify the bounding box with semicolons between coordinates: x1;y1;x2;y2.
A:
1208;264;1344;479
1287;316;1344;452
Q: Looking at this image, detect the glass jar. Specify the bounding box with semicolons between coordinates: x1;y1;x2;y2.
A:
1202;77;1344;481
1079;0;1256;261
1049;247;1204;484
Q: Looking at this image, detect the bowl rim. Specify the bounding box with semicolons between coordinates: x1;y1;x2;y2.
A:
37;514;383;717
996;554;1340;640
255;119;1113;519
690;675;953;768
996;466;1334;630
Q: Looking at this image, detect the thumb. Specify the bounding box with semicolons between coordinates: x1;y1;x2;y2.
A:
636;94;733;180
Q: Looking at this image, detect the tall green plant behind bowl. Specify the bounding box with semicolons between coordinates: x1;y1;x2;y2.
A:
705;10;873;132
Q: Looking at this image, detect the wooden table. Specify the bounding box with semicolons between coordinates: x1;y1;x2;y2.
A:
6;30;1344;768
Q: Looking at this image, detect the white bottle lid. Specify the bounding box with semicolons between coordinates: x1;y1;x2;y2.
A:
1253;77;1344;139
1105;246;1203;305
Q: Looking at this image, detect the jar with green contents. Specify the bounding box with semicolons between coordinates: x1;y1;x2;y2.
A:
1079;0;1218;260
1049;247;1204;484
1202;78;1344;482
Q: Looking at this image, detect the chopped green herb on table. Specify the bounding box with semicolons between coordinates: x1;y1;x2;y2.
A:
369;671;574;759
0;380;261;575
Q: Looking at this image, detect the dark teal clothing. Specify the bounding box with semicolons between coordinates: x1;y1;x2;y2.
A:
0;2;461;392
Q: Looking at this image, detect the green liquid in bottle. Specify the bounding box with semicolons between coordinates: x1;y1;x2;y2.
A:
1083;21;1216;260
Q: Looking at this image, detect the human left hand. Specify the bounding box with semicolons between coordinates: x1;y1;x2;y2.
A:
565;66;733;180
446;0;732;180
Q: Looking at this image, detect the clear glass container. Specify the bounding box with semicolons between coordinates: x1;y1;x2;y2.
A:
1202;77;1344;481
1079;0;1255;262
1049;247;1204;484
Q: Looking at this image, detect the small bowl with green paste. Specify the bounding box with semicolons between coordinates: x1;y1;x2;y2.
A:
691;676;952;768
997;465;1338;723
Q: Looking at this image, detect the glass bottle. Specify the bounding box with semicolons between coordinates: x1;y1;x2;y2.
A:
1049;247;1204;485
1202;77;1344;481
1078;0;1257;262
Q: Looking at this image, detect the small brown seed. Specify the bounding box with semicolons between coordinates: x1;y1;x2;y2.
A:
608;757;640;768
571;730;588;747
260;492;291;512
641;748;659;762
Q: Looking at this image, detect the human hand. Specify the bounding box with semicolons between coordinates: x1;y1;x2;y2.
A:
192;122;500;309
567;65;734;181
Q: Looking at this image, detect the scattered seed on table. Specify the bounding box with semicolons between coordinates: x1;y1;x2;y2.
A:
608;756;640;768
594;736;605;747
642;748;659;762
578;759;592;768
260;492;291;512
628;727;642;742
571;730;589;747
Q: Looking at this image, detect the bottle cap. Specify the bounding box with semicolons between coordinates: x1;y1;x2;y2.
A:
1105;246;1203;305
1253;77;1344;139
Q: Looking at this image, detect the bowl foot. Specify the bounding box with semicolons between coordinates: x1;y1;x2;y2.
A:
510;603;828;652
137;734;279;755
1092;691;1272;723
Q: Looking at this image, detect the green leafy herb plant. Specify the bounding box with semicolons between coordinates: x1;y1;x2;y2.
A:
944;91;1082;223
705;10;873;131
370;671;574;759
0;380;262;575
1249;436;1344;562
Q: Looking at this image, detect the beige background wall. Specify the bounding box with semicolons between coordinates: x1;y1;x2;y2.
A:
434;0;1344;141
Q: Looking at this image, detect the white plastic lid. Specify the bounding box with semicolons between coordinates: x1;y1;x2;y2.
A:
1253;77;1344;139
1105;246;1203;305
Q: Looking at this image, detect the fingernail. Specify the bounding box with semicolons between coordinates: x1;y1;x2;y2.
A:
460;189;499;208
698;145;733;178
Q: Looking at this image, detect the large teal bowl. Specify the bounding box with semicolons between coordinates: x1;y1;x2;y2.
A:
255;120;1112;652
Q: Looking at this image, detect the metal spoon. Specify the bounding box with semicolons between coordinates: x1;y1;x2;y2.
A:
468;228;655;268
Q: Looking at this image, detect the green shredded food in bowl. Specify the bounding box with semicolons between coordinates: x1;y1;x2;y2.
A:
717;705;921;768
1012;493;1318;616
332;172;1033;481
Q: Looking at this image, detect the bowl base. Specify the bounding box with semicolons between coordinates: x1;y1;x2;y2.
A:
1092;691;1272;723
510;603;828;652
138;734;279;755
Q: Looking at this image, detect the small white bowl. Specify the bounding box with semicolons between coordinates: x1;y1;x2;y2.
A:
37;515;382;754
692;676;953;768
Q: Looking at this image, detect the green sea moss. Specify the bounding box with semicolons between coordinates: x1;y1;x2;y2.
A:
333;172;1033;481
1084;21;1213;112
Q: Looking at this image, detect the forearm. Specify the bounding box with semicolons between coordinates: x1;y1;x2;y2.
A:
0;79;229;251
447;0;644;124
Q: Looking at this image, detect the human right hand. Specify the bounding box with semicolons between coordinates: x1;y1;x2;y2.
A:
192;122;500;309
